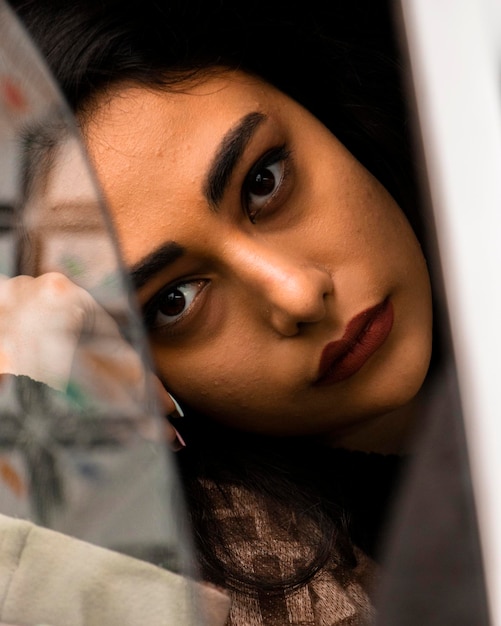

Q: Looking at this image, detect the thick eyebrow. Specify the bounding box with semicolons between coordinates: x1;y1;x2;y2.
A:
204;111;266;207
129;241;185;290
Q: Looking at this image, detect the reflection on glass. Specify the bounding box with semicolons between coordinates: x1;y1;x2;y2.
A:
0;3;211;624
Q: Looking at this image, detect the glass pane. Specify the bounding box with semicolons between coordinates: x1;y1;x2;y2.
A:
0;3;212;624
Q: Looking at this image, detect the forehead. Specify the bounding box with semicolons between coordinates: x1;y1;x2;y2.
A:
85;71;279;158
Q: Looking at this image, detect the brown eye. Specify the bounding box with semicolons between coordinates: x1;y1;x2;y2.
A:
145;280;207;330
244;159;285;222
248;167;277;197
159;288;186;316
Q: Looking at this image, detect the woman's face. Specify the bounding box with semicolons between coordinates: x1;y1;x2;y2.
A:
83;70;433;441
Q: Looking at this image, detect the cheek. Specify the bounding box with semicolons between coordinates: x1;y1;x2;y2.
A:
150;318;304;430
152;338;268;413
301;155;406;261
344;182;411;251
342;181;427;288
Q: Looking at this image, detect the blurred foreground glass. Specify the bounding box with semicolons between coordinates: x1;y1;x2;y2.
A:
375;1;501;624
0;2;204;622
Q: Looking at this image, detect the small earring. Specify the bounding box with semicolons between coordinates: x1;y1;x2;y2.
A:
167;392;184;419
166;392;186;451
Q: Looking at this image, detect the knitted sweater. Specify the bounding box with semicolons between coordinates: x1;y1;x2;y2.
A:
206;480;379;626
183;445;404;626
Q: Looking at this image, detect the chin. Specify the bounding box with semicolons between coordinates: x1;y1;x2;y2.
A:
331;350;432;430
372;361;431;416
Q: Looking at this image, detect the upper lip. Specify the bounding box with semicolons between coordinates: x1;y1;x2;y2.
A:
315;299;390;383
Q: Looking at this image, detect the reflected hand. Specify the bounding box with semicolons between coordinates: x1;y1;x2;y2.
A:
0;273;185;449
0;272;185;449
0;272;143;395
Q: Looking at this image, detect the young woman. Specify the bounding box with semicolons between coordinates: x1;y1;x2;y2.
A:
9;1;435;623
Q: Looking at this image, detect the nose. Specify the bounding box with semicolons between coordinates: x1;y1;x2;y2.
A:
230;240;333;336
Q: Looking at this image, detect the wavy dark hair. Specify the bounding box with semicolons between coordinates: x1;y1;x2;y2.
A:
11;0;417;592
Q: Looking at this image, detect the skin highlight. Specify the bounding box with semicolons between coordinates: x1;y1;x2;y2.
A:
83;70;433;451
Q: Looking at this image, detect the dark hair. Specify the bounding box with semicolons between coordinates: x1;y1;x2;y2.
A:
11;0;417;592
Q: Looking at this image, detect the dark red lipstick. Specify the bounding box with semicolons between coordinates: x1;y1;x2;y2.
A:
315;298;394;385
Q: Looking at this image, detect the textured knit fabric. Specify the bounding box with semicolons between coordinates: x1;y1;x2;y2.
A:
198;479;378;626
226;550;376;626
186;447;405;626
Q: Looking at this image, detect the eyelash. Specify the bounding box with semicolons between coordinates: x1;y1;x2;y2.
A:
242;145;292;223
142;279;208;335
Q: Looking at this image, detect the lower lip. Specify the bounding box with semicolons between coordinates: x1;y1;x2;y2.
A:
316;299;394;386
